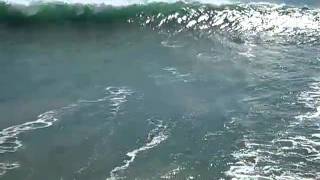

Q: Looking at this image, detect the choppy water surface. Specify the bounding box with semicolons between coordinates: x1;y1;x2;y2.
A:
0;0;320;179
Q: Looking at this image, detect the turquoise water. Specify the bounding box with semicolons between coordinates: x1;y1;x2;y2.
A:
0;1;320;179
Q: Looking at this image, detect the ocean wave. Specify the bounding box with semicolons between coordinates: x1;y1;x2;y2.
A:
138;3;320;44
0;2;319;45
2;0;231;6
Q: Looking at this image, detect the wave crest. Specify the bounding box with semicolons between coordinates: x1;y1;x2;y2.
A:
1;2;319;44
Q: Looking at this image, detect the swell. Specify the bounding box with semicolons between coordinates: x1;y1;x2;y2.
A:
0;2;318;26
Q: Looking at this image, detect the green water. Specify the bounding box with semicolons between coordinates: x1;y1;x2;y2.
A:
0;2;320;180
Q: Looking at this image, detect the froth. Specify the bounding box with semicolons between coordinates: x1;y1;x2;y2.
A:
0;86;133;176
107;120;168;180
105;87;134;116
225;81;320;179
0;162;20;176
0;110;58;154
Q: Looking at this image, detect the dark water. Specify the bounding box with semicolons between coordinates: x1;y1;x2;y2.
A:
0;1;320;179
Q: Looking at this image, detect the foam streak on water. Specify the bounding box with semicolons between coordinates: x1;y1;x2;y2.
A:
73;87;135;177
225;80;320;179
0;111;58;154
105;87;133;116
0;110;61;175
78;86;133;116
0;102;81;176
0;86;133;176
162;67;194;83
107;121;168;180
0;162;20;176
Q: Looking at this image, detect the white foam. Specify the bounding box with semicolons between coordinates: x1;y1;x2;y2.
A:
160;166;185;179
162;67;194;83
0;86;133;176
105;87;133;116
0;109;59;176
225;80;320;179
0;162;20;176
79;86;133;116
73;87;135;177
0;110;59;154
107;121;168;180
161;40;184;48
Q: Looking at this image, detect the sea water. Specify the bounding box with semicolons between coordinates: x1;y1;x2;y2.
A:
0;0;319;179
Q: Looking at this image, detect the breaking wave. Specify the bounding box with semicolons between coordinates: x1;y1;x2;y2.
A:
0;2;319;44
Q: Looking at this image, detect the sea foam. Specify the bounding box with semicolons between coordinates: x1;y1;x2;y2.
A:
0;86;133;176
225;80;320;179
107;120;168;180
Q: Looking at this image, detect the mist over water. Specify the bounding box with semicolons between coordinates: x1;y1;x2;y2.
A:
0;0;319;179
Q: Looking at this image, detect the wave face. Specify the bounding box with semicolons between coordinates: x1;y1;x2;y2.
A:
0;2;319;45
